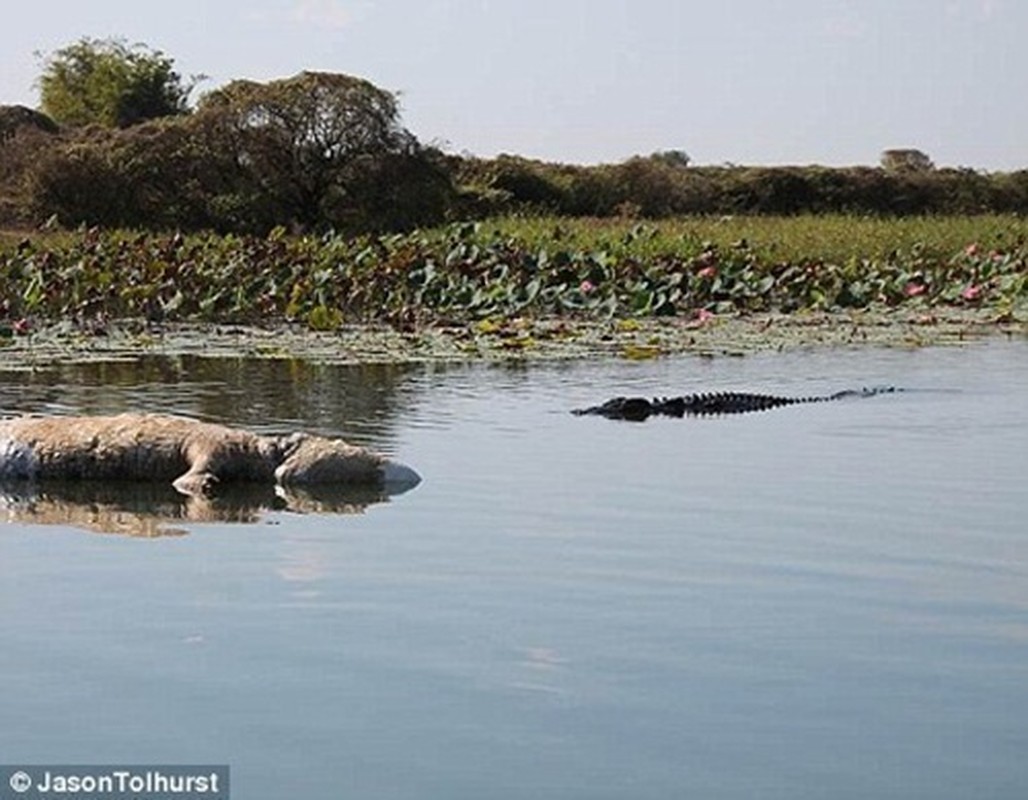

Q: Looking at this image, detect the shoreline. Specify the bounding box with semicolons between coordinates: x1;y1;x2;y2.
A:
1;308;1023;370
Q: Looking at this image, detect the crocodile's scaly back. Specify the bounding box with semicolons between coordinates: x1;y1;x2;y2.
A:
572;387;899;421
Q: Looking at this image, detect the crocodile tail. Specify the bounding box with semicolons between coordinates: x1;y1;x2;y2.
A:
826;385;900;401
677;392;802;415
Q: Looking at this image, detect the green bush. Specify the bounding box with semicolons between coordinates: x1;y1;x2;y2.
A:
38;37;196;128
449;157;1028;219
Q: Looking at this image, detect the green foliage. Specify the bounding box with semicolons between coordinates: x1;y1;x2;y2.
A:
1;216;1025;330
881;149;935;173
23;72;454;234
27;118;226;229
13;120;1028;230
648;150;691;169
37;37;196;128
196;71;449;232
452;155;1028;218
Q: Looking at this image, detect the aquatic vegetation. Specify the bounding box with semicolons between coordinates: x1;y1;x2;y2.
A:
1;216;1025;331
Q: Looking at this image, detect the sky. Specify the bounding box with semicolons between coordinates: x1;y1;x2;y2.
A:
2;0;1024;170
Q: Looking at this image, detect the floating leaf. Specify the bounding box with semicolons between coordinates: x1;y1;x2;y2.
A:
308;304;343;331
621;344;662;360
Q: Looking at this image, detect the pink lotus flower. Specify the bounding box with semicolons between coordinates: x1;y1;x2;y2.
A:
579;280;595;294
904;282;927;297
961;284;982;301
695;308;715;323
697;266;717;279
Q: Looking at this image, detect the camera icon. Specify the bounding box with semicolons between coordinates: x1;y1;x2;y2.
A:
8;771;32;793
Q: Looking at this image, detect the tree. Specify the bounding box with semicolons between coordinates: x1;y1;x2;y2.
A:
37;37;198;128
880;148;934;173
197;71;451;231
649;149;691;169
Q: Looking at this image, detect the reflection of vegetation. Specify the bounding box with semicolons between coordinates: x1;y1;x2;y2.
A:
1;478;394;536
0;356;416;446
1;217;1024;328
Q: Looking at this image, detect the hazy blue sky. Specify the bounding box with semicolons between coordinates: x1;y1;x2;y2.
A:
2;0;1023;169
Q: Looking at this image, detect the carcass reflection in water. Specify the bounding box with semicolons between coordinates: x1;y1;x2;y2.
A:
0;479;402;537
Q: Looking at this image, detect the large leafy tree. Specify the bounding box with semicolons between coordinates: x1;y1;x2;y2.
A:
38;37;197;128
197;71;447;230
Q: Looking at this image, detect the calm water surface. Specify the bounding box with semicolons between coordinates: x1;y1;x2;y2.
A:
1;340;1027;799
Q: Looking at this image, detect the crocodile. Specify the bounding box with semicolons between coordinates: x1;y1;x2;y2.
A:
572;386;900;421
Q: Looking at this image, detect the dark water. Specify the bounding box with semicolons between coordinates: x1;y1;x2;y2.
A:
2;341;1027;799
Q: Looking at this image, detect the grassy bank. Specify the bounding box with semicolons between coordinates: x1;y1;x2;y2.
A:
1;215;1026;338
480;214;1028;266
